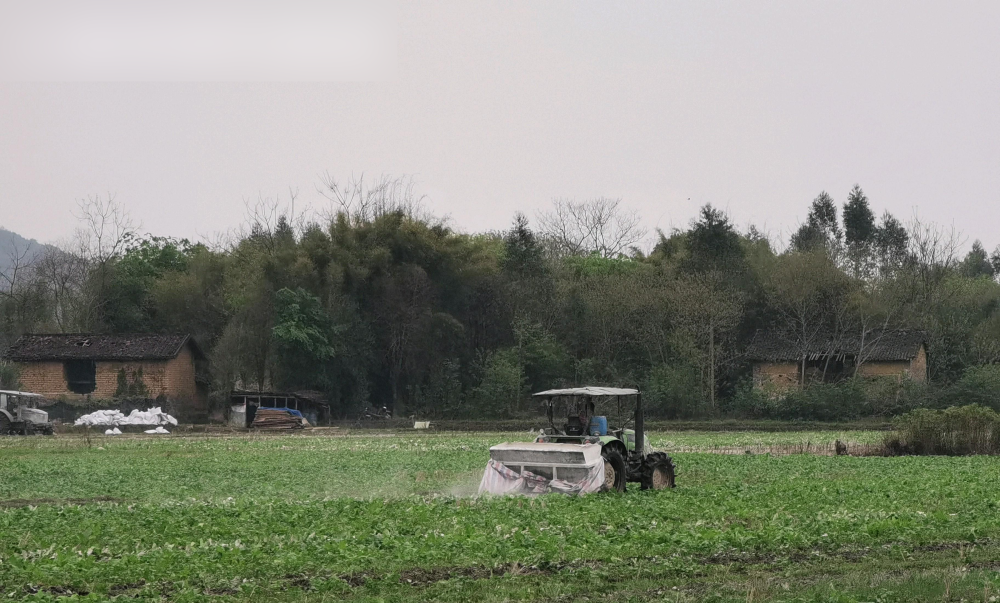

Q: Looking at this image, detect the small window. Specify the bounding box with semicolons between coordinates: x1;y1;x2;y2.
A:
65;360;97;394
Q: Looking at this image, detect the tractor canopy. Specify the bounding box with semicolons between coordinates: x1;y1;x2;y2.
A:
533;387;645;453
533;387;639;397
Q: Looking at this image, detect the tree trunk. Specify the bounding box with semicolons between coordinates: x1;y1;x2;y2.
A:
709;322;715;410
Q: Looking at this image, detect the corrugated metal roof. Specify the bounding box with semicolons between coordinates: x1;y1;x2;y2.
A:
3;333;197;361
747;329;926;362
533;387;639;397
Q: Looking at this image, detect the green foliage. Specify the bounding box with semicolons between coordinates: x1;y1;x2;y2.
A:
272;287;339;360
874;210;908;260
411;358;464;416
500;213;546;277
114;367;149;398
512;319;569;392
946;365;1000;410
270;287;346;393
732;379;932;422
644;363;704;418
470;349;526;416
563;254;645;278
103;236;198;332
726;380;772;418
774;380;870;421
843;184;876;246
960;240;996;279
149;247;228;347
886;405;1000;455
682;204;745;273
0;360;20;390
791;191;841;253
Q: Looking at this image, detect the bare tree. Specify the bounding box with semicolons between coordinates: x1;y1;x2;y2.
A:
536;197;646;258
905;213;964;303
74;194;137;264
33;246;87;332
0;237;35;295
238;193;289;255
71;194;137;330
0;238;45;346
318;173;430;226
765;251;852;386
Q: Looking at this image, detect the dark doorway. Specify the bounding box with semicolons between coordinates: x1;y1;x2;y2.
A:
804;356;855;383
65;360;97;394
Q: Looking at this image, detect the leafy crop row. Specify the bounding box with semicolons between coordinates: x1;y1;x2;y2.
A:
0;431;993;601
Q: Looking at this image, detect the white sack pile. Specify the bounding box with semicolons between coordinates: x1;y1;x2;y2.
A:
144;426;170;434
104;427;123;435
75;407;178;427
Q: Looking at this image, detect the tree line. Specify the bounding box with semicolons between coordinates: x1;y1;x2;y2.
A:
3;178;1000;420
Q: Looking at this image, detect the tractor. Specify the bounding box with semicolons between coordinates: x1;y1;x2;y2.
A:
481;387;675;494
0;390;54;435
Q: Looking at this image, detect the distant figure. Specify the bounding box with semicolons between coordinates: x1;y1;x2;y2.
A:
835;440;848;456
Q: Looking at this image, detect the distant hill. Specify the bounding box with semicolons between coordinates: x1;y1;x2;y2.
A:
0;228;52;277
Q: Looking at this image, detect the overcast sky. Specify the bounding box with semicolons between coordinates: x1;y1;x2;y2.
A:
2;1;1000;250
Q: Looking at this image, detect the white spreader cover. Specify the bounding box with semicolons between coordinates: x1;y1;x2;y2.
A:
479;442;606;496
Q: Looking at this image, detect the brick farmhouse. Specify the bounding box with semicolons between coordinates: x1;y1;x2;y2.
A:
747;329;927;391
3;334;207;415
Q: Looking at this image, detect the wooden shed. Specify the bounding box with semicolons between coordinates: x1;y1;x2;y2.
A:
229;390;330;428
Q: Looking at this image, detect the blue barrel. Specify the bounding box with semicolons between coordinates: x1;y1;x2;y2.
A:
589;416;608;436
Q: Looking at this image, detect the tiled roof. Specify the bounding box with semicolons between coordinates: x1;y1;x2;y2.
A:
3;333;196;361
747;329;926;362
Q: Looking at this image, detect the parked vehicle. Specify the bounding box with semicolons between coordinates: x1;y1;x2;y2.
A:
0;390;54;435
353;405;392;427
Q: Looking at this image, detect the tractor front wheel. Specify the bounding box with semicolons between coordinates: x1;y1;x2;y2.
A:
640;452;676;490
602;448;627;493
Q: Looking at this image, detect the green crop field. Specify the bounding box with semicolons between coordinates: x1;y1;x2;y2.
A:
2;430;1000;602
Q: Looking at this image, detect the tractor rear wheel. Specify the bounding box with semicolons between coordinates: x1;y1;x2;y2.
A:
640;452;676;490
601;448;627;493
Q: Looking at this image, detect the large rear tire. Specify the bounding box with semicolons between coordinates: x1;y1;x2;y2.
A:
640;452;676;490
602;448;627;493
0;412;9;435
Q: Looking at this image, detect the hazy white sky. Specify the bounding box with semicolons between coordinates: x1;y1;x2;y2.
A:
2;1;1000;249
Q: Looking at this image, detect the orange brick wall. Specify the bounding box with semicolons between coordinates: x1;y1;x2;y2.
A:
753;362;800;390
859;347;927;381
18;361;72;396
165;347;193;397
755;348;928;390
909;345;928;382
164;346;207;411
16;344;200;404
19;360;169;399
